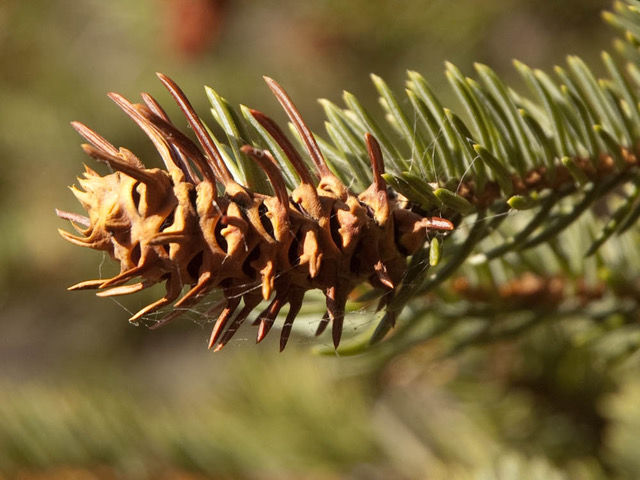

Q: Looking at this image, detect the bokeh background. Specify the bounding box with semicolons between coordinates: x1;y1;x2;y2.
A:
4;0;640;478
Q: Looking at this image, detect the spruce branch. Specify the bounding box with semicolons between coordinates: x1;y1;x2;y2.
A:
70;0;640;352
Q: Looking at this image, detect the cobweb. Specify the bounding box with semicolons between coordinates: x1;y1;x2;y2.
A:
92;110;511;351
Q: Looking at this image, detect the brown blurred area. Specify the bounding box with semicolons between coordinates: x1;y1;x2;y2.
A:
5;0;639;479
165;0;228;59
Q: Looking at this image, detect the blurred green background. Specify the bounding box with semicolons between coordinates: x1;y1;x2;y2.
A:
3;0;640;478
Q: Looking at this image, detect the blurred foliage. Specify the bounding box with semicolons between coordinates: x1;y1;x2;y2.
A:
4;0;640;478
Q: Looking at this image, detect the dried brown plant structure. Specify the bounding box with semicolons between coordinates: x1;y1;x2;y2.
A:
57;73;454;351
